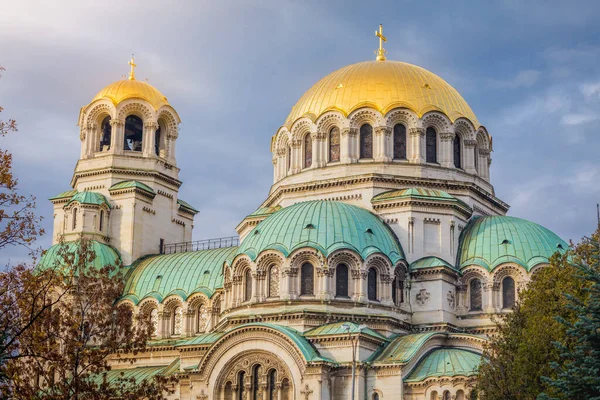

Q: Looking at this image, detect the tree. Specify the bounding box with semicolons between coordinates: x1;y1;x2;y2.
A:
0;66;44;252
476;239;591;400
0;238;173;399
539;231;600;400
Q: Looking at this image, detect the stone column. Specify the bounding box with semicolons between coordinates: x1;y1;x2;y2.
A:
380;274;394;306
484;283;495;314
143;121;158;157
341;128;357;163
291;139;302;174
109;119;124;155
314;131;327;168
480;148;491;180
317;268;333;300
353;270;368;303
439;132;455;168
374;126;392;162
463;139;477;174
167;130;178;165
408;127;425;163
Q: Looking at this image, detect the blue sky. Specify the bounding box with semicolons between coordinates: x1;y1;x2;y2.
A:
1;0;599;264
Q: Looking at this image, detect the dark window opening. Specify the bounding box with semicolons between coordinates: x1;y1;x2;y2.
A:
393;124;407;160
368;268;378;301
453;134;461;168
100;116;112;151
300;263;314;295
124;115;143;152
426;127;437;163
329;127;340;162
335;264;349;298
360;124;373;159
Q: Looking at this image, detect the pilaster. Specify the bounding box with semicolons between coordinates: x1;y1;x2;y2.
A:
374;126;392;162
408;127;425;163
439;132;455;168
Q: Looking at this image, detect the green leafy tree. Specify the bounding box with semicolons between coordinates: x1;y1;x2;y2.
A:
476;240;590;400
539;231;600;400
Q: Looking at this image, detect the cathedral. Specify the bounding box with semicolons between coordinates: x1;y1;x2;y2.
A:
41;27;567;400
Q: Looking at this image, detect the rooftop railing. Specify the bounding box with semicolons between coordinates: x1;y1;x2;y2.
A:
161;236;239;254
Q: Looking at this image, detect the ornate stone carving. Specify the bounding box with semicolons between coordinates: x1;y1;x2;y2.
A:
301;384;314;399
341;127;358;137
385;109;418;127
408;127;425;137
416;289;430;306
447;290;456;309
117;102;153;121
374;126;391;136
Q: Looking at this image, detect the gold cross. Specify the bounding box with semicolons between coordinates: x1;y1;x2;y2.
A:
128;55;137;80
375;24;387;61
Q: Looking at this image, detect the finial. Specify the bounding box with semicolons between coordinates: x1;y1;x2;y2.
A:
375;24;387;61
128;54;137;80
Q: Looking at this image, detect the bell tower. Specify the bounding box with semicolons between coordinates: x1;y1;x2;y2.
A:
50;57;197;265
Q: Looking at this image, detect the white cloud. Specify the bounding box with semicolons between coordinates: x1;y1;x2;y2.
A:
489;69;541;89
581;82;600;98
561;113;598;125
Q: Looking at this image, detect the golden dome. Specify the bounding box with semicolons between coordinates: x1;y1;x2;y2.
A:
285;60;479;128
92;78;169;110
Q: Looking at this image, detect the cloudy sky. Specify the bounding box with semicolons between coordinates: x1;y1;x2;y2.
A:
1;0;599;264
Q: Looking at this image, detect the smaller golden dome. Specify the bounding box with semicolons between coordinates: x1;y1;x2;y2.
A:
92;79;169;110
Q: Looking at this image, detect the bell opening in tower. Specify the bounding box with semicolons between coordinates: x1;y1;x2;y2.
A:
124;115;143;152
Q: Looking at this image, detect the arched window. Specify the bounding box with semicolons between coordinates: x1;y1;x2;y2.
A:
300;263;314;295
244;269;252;302
72;208;78;230
392;275;404;305
304;134;312;168
373;393;380;400
470;279;483;311
443;391;451;400
154;125;161;156
286;145;291;172
368;268;378;301
430;391;438;400
150;308;158;336
224;382;233;400
197;304;209;333
124;115;143;152
171;306;182;335
456;390;465;400
100;116;112;151
280;378;291;400
335;264;349;298
454;134;462;168
329;127;340;162
252;365;260;400
99;210;104;232
238;371;246;400
502;276;516;309
360;124;373;159
268;265;279;298
474;144;479;172
268;370;277;400
393;123;407;160
426;127;437;163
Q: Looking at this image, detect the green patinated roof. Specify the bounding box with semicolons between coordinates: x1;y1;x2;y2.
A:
67;191;111;208
93;358;179;386
410;256;457;271
177;199;199;213
236;201;405;264
405;348;482;382
122;247;237;304
457;215;568;271
370;332;441;364
304;321;387;341
109;180;155;195
176;332;224;347
373;188;455;202
49;189;78;201
38;240;121;274
247;205;282;218
228;323;332;363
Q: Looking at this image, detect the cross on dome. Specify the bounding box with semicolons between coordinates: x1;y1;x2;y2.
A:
128;55;137;80
375;24;387;61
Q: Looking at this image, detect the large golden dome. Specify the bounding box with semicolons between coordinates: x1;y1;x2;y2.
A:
92;79;169;110
285;60;479;127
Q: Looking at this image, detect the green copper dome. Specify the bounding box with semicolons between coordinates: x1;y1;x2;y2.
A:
236;201;405;264
38;240;121;273
405;348;482;382
67;191;111;207
457;215;568;271
122;247;237;304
